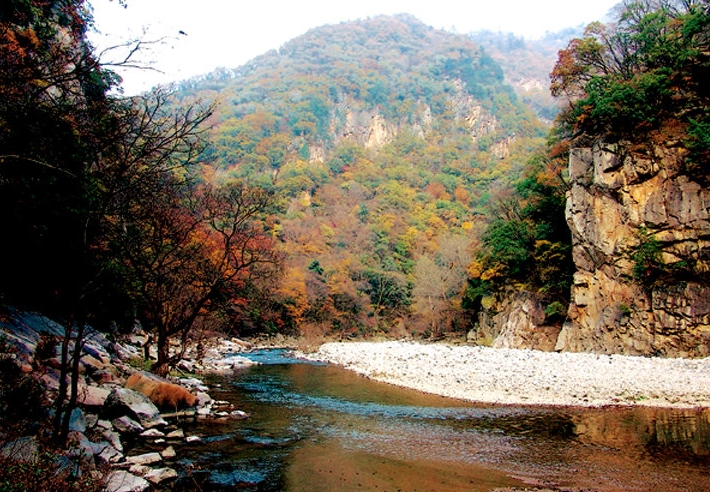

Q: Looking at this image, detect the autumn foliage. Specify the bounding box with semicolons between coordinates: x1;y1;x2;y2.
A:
551;0;710;167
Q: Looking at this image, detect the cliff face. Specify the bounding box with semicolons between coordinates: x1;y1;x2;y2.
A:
324;83;504;154
557;141;710;357
469;290;561;351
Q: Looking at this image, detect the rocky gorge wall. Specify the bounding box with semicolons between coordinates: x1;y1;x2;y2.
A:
475;141;710;358
558;141;710;357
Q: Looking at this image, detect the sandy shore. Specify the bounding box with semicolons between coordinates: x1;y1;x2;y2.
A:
304;341;710;408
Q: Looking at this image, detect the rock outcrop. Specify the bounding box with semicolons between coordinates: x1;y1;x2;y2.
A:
0;308;256;490
468;290;561;351
558;141;710;357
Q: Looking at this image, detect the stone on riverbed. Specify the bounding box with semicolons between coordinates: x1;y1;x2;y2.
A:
126;452;162;466
104;388;167;428
143;467;178;484
160;445;176;459
104;470;150;492
140;428;165;438
112;416;144;435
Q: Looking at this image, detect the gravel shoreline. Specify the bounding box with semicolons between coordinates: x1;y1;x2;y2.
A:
305;341;710;408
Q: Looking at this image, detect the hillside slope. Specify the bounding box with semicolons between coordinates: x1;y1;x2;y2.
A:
173;14;549;337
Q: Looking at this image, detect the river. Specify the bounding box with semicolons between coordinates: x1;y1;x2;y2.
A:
162;349;710;491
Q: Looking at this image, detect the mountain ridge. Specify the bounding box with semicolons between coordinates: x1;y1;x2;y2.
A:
169;14;550;337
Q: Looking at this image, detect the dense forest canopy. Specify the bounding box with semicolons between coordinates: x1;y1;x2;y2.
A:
167;14;553;338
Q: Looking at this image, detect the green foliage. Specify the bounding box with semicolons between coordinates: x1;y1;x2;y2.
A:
552;1;710;159
127;356;154;372
631;226;664;283
687;117;710;165
618;303;631;317
544;301;566;321
308;260;324;275
468;149;573;318
462;278;490;315
482;219;536;278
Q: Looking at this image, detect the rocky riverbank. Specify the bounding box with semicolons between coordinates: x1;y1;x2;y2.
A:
0;308;256;492
304;341;710;408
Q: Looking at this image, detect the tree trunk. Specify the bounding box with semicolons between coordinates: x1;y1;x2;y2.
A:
153;329;171;377
59;321;85;446
53;323;71;446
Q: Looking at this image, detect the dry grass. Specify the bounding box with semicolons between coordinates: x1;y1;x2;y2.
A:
126;372;197;410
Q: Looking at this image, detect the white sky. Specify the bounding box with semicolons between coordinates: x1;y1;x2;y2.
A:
89;0;620;95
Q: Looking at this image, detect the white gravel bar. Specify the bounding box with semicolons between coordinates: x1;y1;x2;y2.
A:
305;341;710;408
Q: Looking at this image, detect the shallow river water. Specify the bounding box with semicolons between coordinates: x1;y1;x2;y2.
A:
166;349;710;491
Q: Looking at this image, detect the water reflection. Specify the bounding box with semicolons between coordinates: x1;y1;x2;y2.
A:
573;407;710;461
169;350;710;491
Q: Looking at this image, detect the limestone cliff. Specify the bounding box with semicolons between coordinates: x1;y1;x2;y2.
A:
557;141;710;357
318;82;506;157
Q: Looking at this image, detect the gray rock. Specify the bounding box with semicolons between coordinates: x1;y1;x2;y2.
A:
126;452;162;466
85;413;98;429
160;445;176;459
72;432;110;458
104;470;150;492
69;407;87;432
139;428;165;438
100;427;123;452
195;391;212;406
0;436;38;462
104;388;167;428
144;467;178;485
97;444;124;464
97;418;113;430
165;428;184;439
112;416;144;435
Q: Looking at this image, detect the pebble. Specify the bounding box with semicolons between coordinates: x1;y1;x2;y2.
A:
305;341;710;408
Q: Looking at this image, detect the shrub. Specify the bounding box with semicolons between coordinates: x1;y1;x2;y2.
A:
544;301;567;322
631;227;664;283
125;373;197;410
0;444;105;492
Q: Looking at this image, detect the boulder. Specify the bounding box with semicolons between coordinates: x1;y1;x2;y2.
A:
69;407;87;432
96;443;124;464
144;467;178;485
160;445;176;459
140;428;165;438
126;452;162;466
473;290;561;351
104;470;150;492
112;416;144;435
104;388;167;428
99;427;123;452
0;437;38;462
165;428;184;439
78;384;111;407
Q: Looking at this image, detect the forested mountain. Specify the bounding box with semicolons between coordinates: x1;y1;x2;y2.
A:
170;14;551;338
470;28;582;122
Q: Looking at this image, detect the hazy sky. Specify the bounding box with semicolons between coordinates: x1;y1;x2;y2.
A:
90;0;620;94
